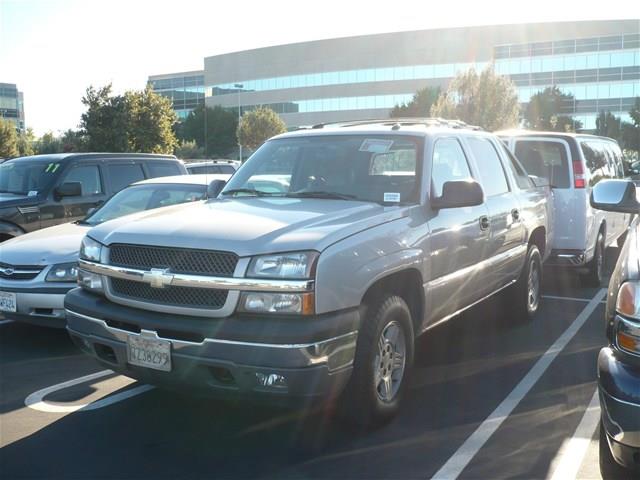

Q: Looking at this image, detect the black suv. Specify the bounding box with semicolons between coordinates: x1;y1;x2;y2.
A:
0;153;186;242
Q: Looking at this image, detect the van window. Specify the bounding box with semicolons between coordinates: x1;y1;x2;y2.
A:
514;140;570;188
501;144;534;190
467;137;509;196
147;161;181;178
581;141;614;186
107;163;146;192
63;165;103;195
603;143;625;179
431;138;472;197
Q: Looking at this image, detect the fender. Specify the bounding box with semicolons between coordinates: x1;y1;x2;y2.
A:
0;221;26;240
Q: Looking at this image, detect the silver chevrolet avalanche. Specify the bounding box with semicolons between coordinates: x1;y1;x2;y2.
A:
64;119;552;425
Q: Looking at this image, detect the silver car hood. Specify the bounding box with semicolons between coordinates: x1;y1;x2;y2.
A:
0;222;90;266
89;198;407;256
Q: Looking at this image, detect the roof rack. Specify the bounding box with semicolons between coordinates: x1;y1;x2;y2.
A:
307;117;483;131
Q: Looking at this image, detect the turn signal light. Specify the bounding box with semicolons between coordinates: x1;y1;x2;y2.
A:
617;331;639;354
616;282;639;319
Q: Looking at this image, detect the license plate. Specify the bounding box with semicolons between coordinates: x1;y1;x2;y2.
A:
127;335;171;372
0;291;16;313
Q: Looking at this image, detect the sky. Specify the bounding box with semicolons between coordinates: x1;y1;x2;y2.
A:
1;0;638;135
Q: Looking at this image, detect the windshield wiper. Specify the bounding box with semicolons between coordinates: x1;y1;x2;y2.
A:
286;191;359;201
221;188;277;197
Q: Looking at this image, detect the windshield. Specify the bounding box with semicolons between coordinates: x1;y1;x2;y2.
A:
0;160;62;195
83;183;206;226
222;135;422;204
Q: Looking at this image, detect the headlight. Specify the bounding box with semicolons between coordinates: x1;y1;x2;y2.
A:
46;262;78;282
80;236;103;263
616;281;640;320
238;292;315;315
247;251;318;279
77;269;104;293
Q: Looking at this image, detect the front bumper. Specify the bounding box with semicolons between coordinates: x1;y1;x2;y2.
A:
0;285;73;328
65;288;359;405
598;347;640;471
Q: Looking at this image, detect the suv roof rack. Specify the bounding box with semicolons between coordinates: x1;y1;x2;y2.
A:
307;117;483;131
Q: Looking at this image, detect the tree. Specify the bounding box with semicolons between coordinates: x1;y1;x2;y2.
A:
180;105;238;157
36;132;63;154
60;129;87;152
595;111;622;140
0;118;19;158
630;97;640;128
430;65;520;130
237;107;287;150
174;139;204;159
17;128;36;156
80;84;129;152
125;86;178;154
524;86;582;132
390;87;440;118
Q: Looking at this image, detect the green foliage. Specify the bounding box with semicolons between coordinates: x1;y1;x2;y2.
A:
0;118;19;158
36;132;63;154
390;87;440;118
179;105;238;157
60;129;87;152
630;97;640;128
595;111;622;139
524;86;582;132
80;84;177;153
174;139;204;159
430;65;520;130
17;128;36;156
237;107;287;150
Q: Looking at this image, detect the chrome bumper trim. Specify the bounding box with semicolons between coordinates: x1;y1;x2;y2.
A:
78;259;314;293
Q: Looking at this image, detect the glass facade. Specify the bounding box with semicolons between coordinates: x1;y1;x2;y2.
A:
148;74;204;119
0;83;24;132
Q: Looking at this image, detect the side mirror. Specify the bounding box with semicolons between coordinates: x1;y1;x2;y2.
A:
207;179;227;198
86;207;97;216
590;179;639;214
529;175;550;188
431;180;484;210
54;182;82;200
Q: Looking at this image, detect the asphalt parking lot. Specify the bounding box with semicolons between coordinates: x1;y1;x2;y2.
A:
0;248;622;479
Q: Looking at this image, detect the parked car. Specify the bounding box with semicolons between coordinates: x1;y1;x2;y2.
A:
65;118;552;425
0;174;229;328
0;153;187;242
499;131;630;285
591;179;640;477
185;159;240;175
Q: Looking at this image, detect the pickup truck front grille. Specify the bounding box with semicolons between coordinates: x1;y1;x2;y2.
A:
110;278;228;310
109;244;238;277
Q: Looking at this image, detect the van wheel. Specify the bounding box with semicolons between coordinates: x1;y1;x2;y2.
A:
338;295;414;428
599;422;632;479
584;232;605;287
513;245;542;321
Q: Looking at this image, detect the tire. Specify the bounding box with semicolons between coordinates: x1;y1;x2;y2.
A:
584;231;605;287
599;421;633;479
338;295;414;428
513;245;543;321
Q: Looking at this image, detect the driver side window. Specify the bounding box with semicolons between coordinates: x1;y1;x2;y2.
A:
431;138;472;197
63;165;103;195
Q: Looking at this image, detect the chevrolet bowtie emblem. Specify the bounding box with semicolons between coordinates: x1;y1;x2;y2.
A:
0;267;15;276
143;268;173;289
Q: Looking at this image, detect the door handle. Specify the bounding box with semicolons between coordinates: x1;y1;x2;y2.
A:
511;208;520;221
479;215;490;231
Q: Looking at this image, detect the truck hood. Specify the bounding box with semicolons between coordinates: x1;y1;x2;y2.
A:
89;198;408;256
0;192;40;210
0;222;89;266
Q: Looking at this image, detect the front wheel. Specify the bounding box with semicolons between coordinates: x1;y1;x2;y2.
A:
513;245;542;321
338;295;414;428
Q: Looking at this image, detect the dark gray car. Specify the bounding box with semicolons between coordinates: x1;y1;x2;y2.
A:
64;119;552;425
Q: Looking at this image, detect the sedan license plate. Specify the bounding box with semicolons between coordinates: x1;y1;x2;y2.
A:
127;335;171;372
0;291;17;313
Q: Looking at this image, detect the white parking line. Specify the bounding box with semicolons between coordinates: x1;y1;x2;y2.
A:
0;319;14;325
431;288;606;480
542;295;591;302
25;369;154;413
548;389;600;480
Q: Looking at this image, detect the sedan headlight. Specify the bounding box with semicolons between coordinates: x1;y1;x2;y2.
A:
46;262;78;282
80;236;103;263
247;251;318;279
616;281;640;320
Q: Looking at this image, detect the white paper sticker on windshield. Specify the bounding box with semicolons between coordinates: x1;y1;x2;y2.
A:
28;190;38;197
384;192;401;203
359;139;394;154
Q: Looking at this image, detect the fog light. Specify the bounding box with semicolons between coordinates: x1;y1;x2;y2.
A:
77;269;103;293
239;292;314;315
255;372;288;390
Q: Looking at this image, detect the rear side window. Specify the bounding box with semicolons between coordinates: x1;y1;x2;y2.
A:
581;141;615;186
107;163;145;192
603;143;625;179
218;165;235;174
62;165;103;195
514;140;570;188
467;137;509;197
501;144;534;190
147;161;181;178
431;138;472;197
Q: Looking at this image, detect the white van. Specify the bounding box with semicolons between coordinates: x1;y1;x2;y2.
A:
499;131;631;285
